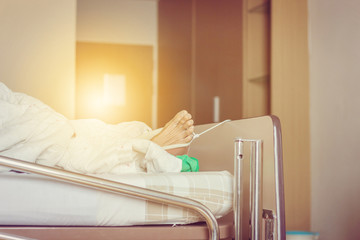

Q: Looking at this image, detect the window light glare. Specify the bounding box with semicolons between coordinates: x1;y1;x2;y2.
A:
103;74;126;106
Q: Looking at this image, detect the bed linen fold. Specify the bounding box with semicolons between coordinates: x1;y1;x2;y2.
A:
0;82;181;174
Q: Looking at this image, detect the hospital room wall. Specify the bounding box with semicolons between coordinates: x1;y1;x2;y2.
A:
308;0;360;239
0;0;76;119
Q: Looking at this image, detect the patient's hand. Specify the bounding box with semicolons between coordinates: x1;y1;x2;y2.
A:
151;110;194;155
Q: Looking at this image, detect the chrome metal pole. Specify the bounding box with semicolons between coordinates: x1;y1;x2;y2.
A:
250;140;263;240
272;117;286;240
0;155;219;240
234;139;263;240
234;138;244;240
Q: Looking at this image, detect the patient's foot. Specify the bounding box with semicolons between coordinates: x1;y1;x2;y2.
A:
152;110;194;155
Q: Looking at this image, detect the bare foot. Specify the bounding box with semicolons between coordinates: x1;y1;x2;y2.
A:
152;110;194;155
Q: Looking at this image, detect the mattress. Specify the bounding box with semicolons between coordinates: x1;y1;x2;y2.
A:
0;171;233;226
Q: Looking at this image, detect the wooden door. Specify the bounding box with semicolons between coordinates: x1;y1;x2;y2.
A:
194;0;243;124
158;0;243;125
157;0;193;127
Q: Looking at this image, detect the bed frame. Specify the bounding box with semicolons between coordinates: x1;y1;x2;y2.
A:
0;115;285;240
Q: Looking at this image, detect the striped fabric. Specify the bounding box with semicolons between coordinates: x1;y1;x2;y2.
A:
143;171;233;224
0;171;233;226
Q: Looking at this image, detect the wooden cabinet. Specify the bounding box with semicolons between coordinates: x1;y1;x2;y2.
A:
245;0;311;231
242;0;271;118
158;0;311;231
271;0;310;231
158;0;193;126
158;0;243;126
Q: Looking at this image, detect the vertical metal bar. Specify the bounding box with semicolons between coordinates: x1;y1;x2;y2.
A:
249;142;254;239
234;139;244;240
271;116;286;240
263;210;275;240
250;140;263;240
213;96;220;123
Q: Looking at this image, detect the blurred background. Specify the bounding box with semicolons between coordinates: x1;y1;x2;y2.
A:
1;0;359;239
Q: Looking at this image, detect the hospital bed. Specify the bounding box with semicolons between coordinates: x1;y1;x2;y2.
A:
0;115;285;240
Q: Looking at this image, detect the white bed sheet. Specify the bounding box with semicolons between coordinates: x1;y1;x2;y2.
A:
0;171;233;226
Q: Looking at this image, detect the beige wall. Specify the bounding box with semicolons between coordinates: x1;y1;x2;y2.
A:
0;0;76;118
308;0;360;239
77;0;157;45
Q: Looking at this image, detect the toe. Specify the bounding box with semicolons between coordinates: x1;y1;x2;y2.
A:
178;110;188;118
186;126;194;135
184;120;194;129
165;110;187;127
180;113;192;124
175;110;188;123
184;135;193;143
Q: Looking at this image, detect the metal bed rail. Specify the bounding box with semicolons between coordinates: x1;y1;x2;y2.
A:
0;155;219;240
0;232;36;240
0;116;286;240
234;115;286;240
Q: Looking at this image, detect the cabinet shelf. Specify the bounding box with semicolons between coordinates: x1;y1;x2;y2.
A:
248;75;270;83
248;1;270;13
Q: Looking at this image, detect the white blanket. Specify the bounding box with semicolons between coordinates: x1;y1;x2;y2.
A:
0;82;181;174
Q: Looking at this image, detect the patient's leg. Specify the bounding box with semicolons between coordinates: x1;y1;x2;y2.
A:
151;110;194;155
